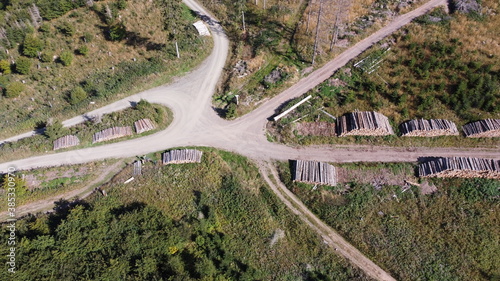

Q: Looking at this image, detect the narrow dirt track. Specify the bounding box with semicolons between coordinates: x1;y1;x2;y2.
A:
259;161;396;281
0;160;125;221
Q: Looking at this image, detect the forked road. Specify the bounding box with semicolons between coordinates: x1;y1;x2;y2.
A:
1;0;498;280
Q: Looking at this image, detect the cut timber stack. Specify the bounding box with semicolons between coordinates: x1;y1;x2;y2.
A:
295;122;336;136
92;126;133;143
133;161;142;176
163;149;203;165
419;157;500;179
293;160;337;186
337;111;394;136
400;119;459;137
462;119;500;138
53;135;80;150
134;118;156;134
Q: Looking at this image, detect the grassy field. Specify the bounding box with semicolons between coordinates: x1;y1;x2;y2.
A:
0;101;172;163
269;3;500;147
276;160;500;280
0;148;370;280
0;0;211;139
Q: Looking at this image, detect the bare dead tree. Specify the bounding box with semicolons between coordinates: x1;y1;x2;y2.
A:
306;5;313;34
86;0;94;7
329;14;339;52
312;0;324;65
105;4;113;21
328;0;350;52
242;10;246;32
28;4;43;28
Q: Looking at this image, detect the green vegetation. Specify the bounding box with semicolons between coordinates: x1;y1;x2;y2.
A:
21;35;44;58
76;45;89;56
278;161;500;280
57;21;76;37
4;81;24;98
0;0;212;139
40;51;54;62
68;86;87;105
0;59;11;74
0;102;171;162
44;120;69;141
59;50;74;66
108;22;127;41
0;149;368;280
14;57;31;75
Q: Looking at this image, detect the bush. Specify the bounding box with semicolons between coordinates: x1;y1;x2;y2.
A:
225;102;237;118
116;0;127;10
22;35;44;58
77;45;89;56
37;0;83;20
15;57;32;74
44;120;68;140
82;32;93;43
108;22;126;41
40;51;54;63
39;23;51;33
5;82;25;98
0;59;11;74
59;51;74;66
68;86;87;105
57;21;75;37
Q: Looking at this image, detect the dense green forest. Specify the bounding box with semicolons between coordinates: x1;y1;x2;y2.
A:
278;162;500;280
0;150;369;280
0;0;210;138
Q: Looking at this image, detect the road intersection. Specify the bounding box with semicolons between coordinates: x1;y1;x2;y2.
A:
1;0;498;279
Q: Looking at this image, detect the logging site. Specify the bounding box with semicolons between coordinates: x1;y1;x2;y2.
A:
419;157;500;179
400;119;459;137
162;149;203;165
0;0;498;280
292;160;338;186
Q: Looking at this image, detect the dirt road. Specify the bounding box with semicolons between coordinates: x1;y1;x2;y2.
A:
259;161;397;281
1;0;494;176
0;160;125;221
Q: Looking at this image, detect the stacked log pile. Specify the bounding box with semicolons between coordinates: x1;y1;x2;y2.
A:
295;122;336;136
337;111;394;136
92;126;133;143
163;149;203;165
53;135;80;150
400;119;459;137
134;118;156;134
463;119;500;138
419;157;500;179
293;160;337;186
133;161;142;176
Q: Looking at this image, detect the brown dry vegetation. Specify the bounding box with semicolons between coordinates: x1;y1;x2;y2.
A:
271;1;500;148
